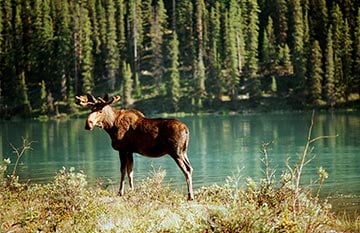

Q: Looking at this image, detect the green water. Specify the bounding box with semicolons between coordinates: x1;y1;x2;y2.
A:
1;111;359;203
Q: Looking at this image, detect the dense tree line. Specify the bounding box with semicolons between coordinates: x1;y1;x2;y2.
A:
0;0;359;116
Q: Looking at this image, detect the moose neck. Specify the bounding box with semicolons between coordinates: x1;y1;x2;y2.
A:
101;105;117;130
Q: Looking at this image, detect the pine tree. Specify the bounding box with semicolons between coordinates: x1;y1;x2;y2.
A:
354;9;360;95
105;0;119;90
167;32;181;112
207;3;222;100
324;26;335;107
244;0;260;98
127;0;144;98
54;0;72;101
331;4;344;101
18;71;32;115
223;0;243;101
274;0;288;46
80;7;94;94
262;17;276;70
151;0;167;95
122;61;133;108
308;40;323;106
290;0;306;91
341;19;353;100
194;0;206;108
40;80;47;115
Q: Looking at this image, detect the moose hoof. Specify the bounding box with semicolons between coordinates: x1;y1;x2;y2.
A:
188;194;194;201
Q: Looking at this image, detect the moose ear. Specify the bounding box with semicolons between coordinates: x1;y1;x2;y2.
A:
103;93;110;102
86;93;97;103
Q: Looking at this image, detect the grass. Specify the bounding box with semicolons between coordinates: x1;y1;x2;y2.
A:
1;112;359;232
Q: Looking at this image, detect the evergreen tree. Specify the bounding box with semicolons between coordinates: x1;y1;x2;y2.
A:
207;3;222;99
244;0;260;98
18;71;32;115
80;7;94;94
290;0;306;91
105;0;119;90
150;0;167;95
274;0;288;46
194;0;206;108
122;61;133;108
341;19;353;100
127;0;144;89
223;0;243;101
167;32;181;112
354;9;360;95
262;17;276;70
54;0;72;101
0;0;2;104
308;40;323;106
331;4;344;101
40;80;47;115
324;26;335;107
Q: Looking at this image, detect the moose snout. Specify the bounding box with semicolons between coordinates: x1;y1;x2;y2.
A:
85;119;93;130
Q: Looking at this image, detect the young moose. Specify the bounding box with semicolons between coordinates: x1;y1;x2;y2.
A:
75;94;194;200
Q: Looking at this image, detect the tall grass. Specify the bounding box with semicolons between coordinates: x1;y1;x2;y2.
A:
0;112;358;232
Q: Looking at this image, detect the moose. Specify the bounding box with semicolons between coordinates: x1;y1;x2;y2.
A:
75;94;194;200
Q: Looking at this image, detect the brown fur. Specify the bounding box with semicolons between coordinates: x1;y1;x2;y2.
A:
78;95;194;200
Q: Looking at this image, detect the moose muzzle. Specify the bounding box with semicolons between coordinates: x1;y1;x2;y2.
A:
85;119;94;130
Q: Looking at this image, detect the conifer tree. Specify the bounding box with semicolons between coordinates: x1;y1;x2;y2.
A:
80;7;94;94
150;0;167;96
274;0;288;46
54;0;72;101
224;0;242;101
105;0;119;90
122;61;133;108
324;26;335;106
208;3;222;99
18;71;32;115
290;0;306;90
308;40;323;106
194;0;206;108
262;17;276;69
244;0;260;98
331;4;344;101
127;0;143;97
167;32;181;112
40;80;47;115
354;9;360;94
341;19;353;99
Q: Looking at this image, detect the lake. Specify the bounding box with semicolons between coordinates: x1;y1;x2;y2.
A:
0;111;359;212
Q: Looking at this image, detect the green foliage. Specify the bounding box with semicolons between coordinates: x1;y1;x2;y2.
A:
308;40;324;106
122;61;133;107
0;0;359;116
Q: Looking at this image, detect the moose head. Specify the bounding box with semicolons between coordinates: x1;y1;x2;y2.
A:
75;94;121;130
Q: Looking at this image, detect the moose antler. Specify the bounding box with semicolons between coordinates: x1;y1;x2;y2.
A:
75;94;97;107
76;94;121;107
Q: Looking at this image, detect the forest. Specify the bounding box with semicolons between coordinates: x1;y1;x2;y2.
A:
0;0;359;117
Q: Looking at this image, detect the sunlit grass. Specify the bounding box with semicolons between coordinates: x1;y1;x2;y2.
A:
0;161;358;232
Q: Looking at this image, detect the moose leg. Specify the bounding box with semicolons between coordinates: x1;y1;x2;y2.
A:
127;153;134;190
173;155;194;200
118;153;128;196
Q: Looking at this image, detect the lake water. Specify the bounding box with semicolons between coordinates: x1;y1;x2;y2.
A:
0;111;359;211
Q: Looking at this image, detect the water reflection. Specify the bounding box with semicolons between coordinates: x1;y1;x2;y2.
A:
0;111;359;197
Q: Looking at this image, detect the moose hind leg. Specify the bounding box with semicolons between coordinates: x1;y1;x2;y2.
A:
127;153;134;190
118;153;128;196
174;155;194;200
